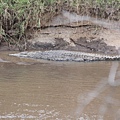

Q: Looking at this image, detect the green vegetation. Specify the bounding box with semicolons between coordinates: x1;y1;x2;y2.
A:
0;0;120;50
0;0;60;49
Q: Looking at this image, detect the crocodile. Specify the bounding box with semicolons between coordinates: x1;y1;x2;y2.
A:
9;50;120;62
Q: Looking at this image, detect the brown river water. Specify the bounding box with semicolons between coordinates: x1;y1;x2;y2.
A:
0;51;120;120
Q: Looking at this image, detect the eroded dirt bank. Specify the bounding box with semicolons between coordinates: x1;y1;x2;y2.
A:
0;10;120;56
26;11;120;55
27;26;119;55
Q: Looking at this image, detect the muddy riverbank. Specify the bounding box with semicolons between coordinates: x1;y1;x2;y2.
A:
1;10;120;56
27;10;120;55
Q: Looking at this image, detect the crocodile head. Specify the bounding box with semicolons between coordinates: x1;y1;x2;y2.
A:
9;52;29;57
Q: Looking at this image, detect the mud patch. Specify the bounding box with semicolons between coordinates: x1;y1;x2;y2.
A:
28;38;69;50
27;26;119;55
67;37;118;55
28;36;118;55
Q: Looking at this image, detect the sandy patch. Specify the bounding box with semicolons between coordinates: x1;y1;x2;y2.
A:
100;29;120;49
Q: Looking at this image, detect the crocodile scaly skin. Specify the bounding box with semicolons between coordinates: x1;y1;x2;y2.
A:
10;50;120;62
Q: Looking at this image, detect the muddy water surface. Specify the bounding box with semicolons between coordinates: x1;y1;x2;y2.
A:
0;52;120;120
